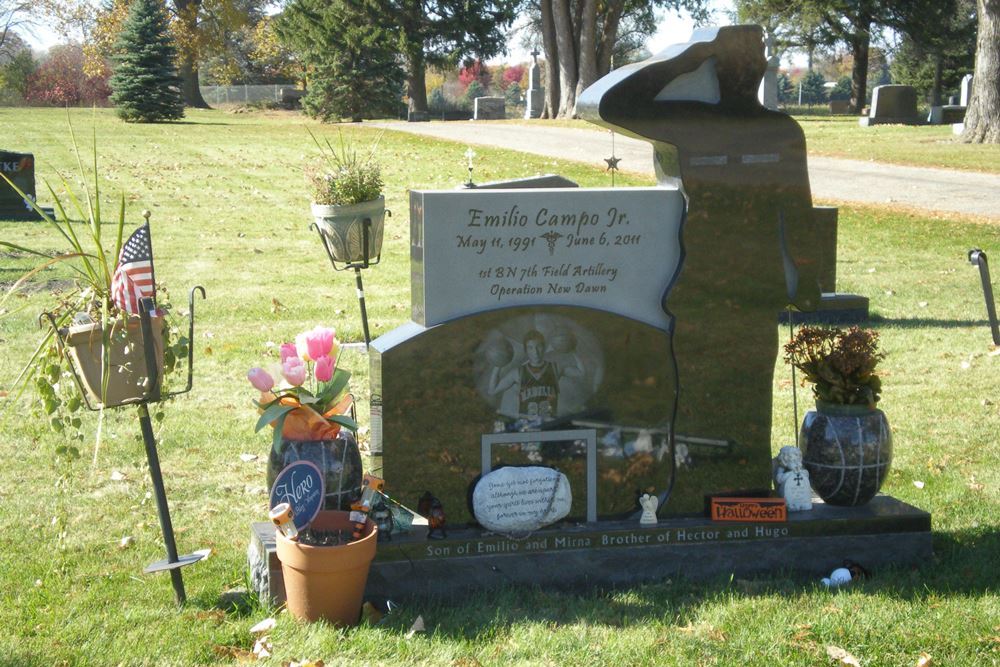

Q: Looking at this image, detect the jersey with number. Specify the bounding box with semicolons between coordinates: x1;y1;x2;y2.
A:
519;361;559;418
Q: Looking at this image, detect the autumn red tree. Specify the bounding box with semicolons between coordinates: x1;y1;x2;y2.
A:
458;59;492;91
25;44;110;105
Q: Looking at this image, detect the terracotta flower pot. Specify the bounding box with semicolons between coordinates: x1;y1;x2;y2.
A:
275;510;377;626
311;197;385;264
64;315;163;408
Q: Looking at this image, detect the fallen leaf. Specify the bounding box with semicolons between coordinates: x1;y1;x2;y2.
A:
34;579;42;587
240;454;259;463
982;399;994;406
826;645;861;666
961;361;971;370
271;298;286;314
405;615;426;639
119;536;134;549
918;301;928;308
286;660;325;667
361;601;384;625
212;645;254;662
252;636;272;659
111;470;126;481
249;617;276;634
915;653;932;667
913;480;925;489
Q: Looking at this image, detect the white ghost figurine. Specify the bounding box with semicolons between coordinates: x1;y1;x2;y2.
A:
774;446;813;511
638;493;659;525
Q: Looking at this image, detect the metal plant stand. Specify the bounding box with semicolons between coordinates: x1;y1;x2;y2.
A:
45;287;207;605
311;215;389;346
969;249;999;345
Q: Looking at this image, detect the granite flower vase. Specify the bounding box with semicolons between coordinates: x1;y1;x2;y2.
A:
275;510;377;626
267;430;363;512
798;401;892;506
311;197;385;265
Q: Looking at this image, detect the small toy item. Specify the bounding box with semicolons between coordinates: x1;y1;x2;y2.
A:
269;502;299;541
638;493;659;525
821;560;869;588
371;495;394;542
418;491;447;540
349;499;371;541
360;473;385;506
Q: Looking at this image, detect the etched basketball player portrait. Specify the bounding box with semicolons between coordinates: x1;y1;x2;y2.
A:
475;314;603;425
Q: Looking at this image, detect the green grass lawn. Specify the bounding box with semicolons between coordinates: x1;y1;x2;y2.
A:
508;115;1000;173
0;107;998;666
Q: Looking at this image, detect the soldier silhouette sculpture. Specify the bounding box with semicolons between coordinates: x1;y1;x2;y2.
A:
579;25;830;509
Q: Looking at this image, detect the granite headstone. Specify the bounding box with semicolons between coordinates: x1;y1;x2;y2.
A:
0;151;40;220
525;50;545;120
859;85;922;126
960;74;973;106
474;97;506;120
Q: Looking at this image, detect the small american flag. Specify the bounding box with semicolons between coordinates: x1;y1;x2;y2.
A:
111;223;156;315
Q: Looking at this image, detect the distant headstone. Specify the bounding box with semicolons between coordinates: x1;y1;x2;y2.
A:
474;97;505;120
927;105;966;125
859;85;922;126
756;33;779;110
0;150;40;220
472;466;571;532
407;109;430;122
525;50;545;119
829;99;850;115
960;74;973;106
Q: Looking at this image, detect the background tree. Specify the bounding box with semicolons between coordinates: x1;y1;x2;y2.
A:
275;0;403;121
890;0;976;106
829;74;851;101
1;0;35;55
962;0;999;142
25;43;110;105
529;0;707;118
776;71;793;102
0;39;34;102
799;69;828;105
109;0;184;122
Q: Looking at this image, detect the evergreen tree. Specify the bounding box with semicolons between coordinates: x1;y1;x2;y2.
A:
275;0;404;122
799;70;828;106
109;0;184;122
829;75;852;101
777;72;794;103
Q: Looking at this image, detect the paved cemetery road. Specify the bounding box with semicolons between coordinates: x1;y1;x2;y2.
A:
374;121;1000;220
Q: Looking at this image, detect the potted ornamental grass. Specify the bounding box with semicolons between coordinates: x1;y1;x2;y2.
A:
784;325;892;506
1;128;185;453
306;129;386;266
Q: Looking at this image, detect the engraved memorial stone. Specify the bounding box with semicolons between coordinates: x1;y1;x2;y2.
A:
859;85;922;126
0;150;40;220
472;466;571;533
960;73;973;107
474;97;505;120
525;49;545;120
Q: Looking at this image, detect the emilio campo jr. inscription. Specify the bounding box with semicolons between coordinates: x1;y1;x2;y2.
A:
410;188;684;330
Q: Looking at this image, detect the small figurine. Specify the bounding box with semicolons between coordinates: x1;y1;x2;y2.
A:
638;493;659;525
371;494;393;542
418;491;447;540
349;499;371;541
269;502;298;541
774;446;813;511
821;559;870;588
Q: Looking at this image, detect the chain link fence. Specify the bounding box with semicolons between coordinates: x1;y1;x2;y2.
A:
199;84;301;106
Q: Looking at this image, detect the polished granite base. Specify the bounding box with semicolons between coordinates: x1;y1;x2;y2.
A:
248;495;930;602
781;293;870;324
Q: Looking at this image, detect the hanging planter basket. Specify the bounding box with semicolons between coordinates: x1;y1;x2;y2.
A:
311;196;385;265
63;315;164;408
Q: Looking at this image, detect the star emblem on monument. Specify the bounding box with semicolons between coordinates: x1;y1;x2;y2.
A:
604;156;621;171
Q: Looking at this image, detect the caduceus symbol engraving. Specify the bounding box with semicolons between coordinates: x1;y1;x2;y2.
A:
540;230;563;255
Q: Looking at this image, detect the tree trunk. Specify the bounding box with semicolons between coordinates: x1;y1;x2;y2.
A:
173;0;209;108
848;21;871;114
406;49;428;113
596;0;625;77
931;54;943;107
552;0;578;117
963;0;1000;143
541;0;560;119
574;0;598;111
180;58;209;108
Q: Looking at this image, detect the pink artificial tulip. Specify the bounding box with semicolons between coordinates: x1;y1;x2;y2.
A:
279;343;298;363
314;355;334;382
282;357;307;386
305;326;336;360
247;367;274;392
